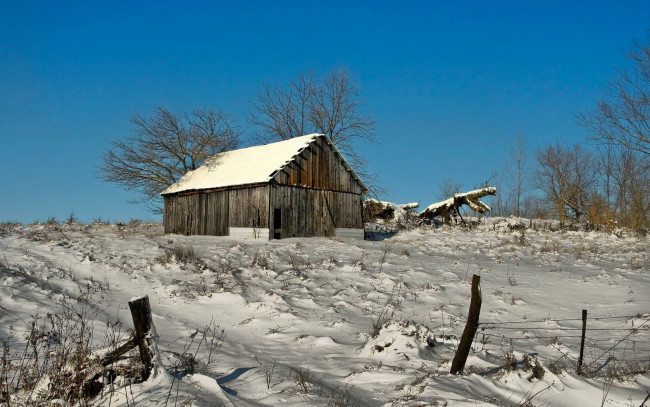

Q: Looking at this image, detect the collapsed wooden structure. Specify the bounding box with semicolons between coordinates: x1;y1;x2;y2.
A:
419;187;497;225
161;134;368;239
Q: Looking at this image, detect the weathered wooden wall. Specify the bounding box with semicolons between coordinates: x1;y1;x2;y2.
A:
163;191;229;235
163;186;269;235
272;136;364;194
228;186;269;228
269;185;363;238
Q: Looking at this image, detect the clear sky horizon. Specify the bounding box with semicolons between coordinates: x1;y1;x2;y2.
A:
1;1;649;224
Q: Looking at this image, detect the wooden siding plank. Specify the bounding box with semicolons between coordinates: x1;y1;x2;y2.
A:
163;190;229;236
270;136;365;194
228;186;269;229
268;184;363;238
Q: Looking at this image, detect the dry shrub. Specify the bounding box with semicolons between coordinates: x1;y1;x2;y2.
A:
128;218;142;227
585;193;617;232
502;349;517;373
157;244;197;265
0;290;131;405
546;353;570;375
325;384;354;407
522;354;545;380
596;358;649;381
2;293;225;406
0;221;21;233
293;367;312;393
166;317;225;375
537;240;559;254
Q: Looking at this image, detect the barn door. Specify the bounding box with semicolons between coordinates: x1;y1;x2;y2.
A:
273;208;282;239
185;212;192;235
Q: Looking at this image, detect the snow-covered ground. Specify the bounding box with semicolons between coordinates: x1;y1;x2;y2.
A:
0;219;648;406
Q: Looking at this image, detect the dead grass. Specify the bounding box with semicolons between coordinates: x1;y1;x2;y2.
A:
0;289;134;405
157;244;197;265
293;366;312;393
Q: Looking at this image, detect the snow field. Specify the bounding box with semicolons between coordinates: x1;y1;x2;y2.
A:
0;221;648;406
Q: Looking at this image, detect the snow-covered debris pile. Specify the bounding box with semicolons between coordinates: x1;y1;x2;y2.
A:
420;186;496;224
489;216;530;232
363;199;420;232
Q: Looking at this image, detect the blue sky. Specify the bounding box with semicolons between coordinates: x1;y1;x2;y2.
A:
1;1;648;223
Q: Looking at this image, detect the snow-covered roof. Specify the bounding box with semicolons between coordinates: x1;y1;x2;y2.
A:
161;134;367;195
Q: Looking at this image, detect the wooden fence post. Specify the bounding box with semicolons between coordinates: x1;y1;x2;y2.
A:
577;309;587;375
450;274;482;375
128;295;154;381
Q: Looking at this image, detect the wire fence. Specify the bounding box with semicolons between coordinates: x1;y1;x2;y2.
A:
475;312;650;374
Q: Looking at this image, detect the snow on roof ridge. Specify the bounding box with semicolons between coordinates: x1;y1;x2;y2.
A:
214;133;319;158
161;134;324;195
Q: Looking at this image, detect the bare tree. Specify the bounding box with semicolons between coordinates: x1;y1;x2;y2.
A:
438;178;463;201
581;144;617;228
503;130;529;217
596;144;617;208
577;41;650;156
611;148;650;229
308;70;376;163
488;175;507;217
535;142;597;224
249;69;378;191
99;106;240;212
249;71;315;143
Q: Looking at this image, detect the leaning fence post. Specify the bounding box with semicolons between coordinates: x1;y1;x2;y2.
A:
128;295;154;381
450;274;482;375
577;309;587;375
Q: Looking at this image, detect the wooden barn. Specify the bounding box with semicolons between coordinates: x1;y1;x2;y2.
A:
161;134;368;239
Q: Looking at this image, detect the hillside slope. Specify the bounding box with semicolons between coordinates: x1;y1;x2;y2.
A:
0;221;648;406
